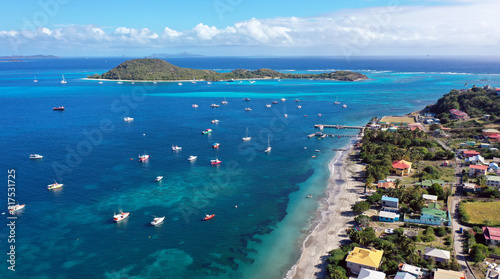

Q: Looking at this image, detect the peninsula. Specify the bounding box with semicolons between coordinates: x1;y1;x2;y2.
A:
87;58;368;81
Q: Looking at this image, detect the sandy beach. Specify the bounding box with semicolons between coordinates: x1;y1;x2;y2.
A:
286;138;365;279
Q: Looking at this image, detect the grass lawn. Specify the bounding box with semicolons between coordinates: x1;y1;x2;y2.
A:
463;201;500;226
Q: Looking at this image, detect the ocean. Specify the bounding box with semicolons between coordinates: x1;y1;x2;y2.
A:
1;56;500;279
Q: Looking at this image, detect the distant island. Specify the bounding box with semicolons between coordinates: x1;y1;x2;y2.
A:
146;52;205;58
0;55;60;60
87;58;368;81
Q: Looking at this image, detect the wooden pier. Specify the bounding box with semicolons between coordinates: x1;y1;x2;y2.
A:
307;132;359;138
315;124;366;130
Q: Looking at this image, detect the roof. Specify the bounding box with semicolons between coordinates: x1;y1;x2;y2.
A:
395;272;416;279
483;129;500;133
483;227;500;241
381;196;399;203
358;268;386;279
424;247;451;260
470;165;488;170
345;247;384;268
463;150;480;155
487;176;500;182
422;194;438;201
392;160;412;169
400;264;423;276
422;207;448;219
433;269;465;279
379;211;398;219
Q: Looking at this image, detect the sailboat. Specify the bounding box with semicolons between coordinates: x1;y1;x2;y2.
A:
117;74;123;84
264;134;271;153
334;96;340;105
191;77;196;84
221;97;228;104
242;127;251;141
33;76;38;83
60;74;67;84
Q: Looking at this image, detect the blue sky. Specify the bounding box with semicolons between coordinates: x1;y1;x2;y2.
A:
1;0;499;56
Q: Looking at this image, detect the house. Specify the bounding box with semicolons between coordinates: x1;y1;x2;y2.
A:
443;160;449;166
424;119;434;124
483;129;500;137
378;211;400;222
432;269;465;279
345;247;384;274
392;160;412;176
382;206;399;213
466;141;476;146
415;180;446;189
486;176;500;188
463;150;480;157
422;194;438;203
462;183;482;192
358;268;386;279
408;123;423;131
388;126;398;132
469;165;488;177
489;134;500;143
449;109;470;120
381;196;399;208
424;247;450;262
378;179;396;189
465;155;486;165
395;272;416;279
421;207;449;224
480;143;491;148
483;227;500;245
399;263;423;278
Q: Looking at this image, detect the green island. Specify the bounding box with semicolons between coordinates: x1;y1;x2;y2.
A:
87;58;368;81
321;85;500;279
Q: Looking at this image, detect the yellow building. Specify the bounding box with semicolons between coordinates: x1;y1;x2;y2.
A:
392;160;412;176
345;247;384;274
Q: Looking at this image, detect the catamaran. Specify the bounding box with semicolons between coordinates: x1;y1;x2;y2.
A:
242;127;251;141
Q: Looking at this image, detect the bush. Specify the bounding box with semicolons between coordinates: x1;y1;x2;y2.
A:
469;244;489;262
367;193;382;204
436;226;447;237
352;201;371;215
354;215;371;227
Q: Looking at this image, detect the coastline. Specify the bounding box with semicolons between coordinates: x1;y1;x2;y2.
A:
83;77;367;83
285;137;365;279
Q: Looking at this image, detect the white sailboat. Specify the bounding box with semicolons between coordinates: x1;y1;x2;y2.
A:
33;76;38;83
242;127;251;141
117;74;123;84
60;74;67;84
264;134;271;153
334;96;340;105
221;97;228;104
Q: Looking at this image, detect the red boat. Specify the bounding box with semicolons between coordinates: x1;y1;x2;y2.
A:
203;214;215;221
212;143;220;148
210;159;221;165
138;154;149;162
53;106;65;111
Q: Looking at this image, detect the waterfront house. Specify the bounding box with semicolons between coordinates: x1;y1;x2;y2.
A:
462;150;480;158
381;196;399;208
345;247;384;274
358;268;386;279
392;160;412;176
378;179;396;189
469;165;488;177
483;227;500;245
432;269;465;279
378;211;400;222
424;247;450;262
486;176;500;188
404;203;450;226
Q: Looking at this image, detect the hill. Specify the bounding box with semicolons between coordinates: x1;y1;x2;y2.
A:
88;58;368;81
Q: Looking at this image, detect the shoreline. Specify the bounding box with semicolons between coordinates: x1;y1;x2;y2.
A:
285;137;365;279
83;77;367;83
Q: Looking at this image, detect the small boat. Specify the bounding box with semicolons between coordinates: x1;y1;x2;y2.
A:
47;180;63;190
212;143;220;148
151;216;165;226
281;98;286;102
131;82;135;84
203;214;215;221
191;78;196;84
155;176;163;182
8;204;25;213
228;79;235;82
294;99;300;102
53;106;65;111
265;104;271;108
172;145;182;151
243;98;251;101
188;155;197;161
284;114;288;118
264;134;271;153
304;115;308;117
117;75;123;84
30;154;43;159
61;74;67;84
210;159;221;165
318;114;322;117
249;80;255;84
178;83;183;86
245;107;252;111
33;76;38;83
192;104;199;108
211;119;219;124
307;195;313;198
242;127;251;141
113;210;130;222
272;101;279;104
123;117;134;121
98;81;103;84
221;97;228;104
297;105;302;109
342;104;347;108
211;104;220;108
334;97;340;105
207;82;212;85
315;149;320;152
202;129;212;134
138;154;149;162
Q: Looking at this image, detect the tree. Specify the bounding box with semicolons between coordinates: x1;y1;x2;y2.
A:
354;215;371;227
469;244;489;262
394;179;402;189
352;201;371;215
326;265;348;279
429;183;444;199
367;193;382;204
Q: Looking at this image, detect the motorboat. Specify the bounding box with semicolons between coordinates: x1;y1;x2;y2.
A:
155;176;163;182
192;104;198;108
210;159;221;165
188;155;197;161
172;145;182;151
281;98;286;102
123;117;134;121
243;98;250;101
30;154;43;159
47;180;63;190
151;216;165;226
53;106;65;111
202;129;212;134
342;104;347;108
297;105;302;109
211;104;220;108
245;107;252;111
264;134;271;153
284;114;288;118
203;214;215;221
178;83;183;86
294;99;300;102
8;204;25;213
212;143;220;148
211;119;219;124
265;104;271;108
138;154;149;162
113;210;130;222
272;101;278;104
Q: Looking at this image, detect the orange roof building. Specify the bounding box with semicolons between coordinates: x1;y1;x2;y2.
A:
392;160;412;176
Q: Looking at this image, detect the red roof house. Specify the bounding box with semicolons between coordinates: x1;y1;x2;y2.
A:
463;150;480;158
392;160;412;176
469;165;488;177
483;227;500;245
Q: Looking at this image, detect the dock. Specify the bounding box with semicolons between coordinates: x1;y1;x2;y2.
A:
309;124;366;139
315;124;366;130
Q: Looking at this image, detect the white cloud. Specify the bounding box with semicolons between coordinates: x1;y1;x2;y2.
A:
1;0;499;55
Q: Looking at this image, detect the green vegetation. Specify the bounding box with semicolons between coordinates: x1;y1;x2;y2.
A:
470;244;489;262
352;201;371;215
88;58;369;81
460;200;500;226
429;87;500;119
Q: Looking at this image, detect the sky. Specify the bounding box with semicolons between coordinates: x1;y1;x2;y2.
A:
0;0;499;57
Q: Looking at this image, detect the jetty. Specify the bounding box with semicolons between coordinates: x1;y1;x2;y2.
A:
309;124;366;138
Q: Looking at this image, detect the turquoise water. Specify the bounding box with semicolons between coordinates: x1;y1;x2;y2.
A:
1;57;500;278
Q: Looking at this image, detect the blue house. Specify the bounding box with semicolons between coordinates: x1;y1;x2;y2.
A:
378;211;400;222
381;196;399;208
